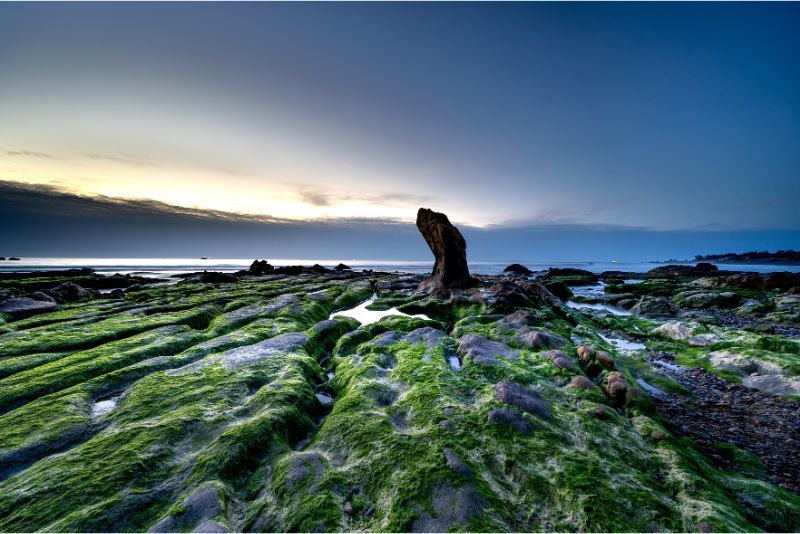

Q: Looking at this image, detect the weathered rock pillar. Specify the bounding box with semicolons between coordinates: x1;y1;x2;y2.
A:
416;207;474;294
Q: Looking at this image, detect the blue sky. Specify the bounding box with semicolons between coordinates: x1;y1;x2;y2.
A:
0;3;798;259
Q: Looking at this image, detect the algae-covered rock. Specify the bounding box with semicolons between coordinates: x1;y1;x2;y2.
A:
652;320;693;340
458;333;519;365
494;381;552;419
410;482;488;532
487;406;535;434
675;290;742;309
149;482;226;533
0;297;57;316
631;296;675;318
0;268;798;533
544;280;573;301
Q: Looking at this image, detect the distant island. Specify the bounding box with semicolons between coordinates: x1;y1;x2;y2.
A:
694;250;800;264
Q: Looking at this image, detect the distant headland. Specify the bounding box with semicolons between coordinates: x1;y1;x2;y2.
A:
693;250;800;264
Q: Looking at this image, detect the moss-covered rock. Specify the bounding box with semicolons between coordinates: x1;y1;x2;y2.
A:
0;270;797;532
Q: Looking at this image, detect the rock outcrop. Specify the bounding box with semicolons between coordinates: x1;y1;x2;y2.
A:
416;208;474;294
249;260;274;275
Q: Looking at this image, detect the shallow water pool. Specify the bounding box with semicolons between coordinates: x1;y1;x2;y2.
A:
90;396;120;419
600;333;646;351
330;294;431;326
566;301;632;316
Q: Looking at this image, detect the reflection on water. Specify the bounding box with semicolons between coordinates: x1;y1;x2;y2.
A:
652;359;684;372
315;393;335;406
448;355;462;370
636;377;665;396
90;396;120;419
566;301;632;316
330;294;431;326
600;333;646;351
571;282;606;298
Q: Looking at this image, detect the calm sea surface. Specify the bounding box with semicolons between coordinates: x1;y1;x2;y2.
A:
2;258;799;277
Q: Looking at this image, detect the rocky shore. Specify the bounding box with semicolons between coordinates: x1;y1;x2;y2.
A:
651;357;800;494
0;211;799;532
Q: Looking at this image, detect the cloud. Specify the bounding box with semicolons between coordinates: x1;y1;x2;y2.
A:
293;185;432;210
82;152;161;168
2;149;62;160
298;190;333;207
1;179;798;261
0;179;413;227
3;146;250;177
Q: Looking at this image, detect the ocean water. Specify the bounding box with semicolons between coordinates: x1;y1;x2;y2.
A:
1;257;799;277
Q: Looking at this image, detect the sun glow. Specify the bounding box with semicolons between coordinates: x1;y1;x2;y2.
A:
0;154;421;222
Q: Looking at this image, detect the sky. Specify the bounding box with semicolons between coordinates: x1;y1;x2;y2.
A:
1;2;799;260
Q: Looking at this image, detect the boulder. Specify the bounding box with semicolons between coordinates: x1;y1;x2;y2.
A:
569;376;596;391
249;260;274;275
687;333;720;347
540;349;577;371
602;371;630;405
708;350;756;375
487;407;534;435
30;291;56;302
493;381;552;419
499;310;541;327
544;281;572;301
544;268;598;286
273;265;304;275
552;355;577;371
575;345;614;377
651;320;693;340
480;281;533;310
742;374;800;396
631;296;675;319
516;329;568;349
503;263;533;275
595;351;614;368
0;297;57;317
199;272;238;284
616;298;637;310
49;282;90;302
647;263;718;278
458;334;519;365
416;208;474;294
334;263;351;271
675;291;741;309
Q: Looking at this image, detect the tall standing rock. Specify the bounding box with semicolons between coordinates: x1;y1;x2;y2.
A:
416;207;474;294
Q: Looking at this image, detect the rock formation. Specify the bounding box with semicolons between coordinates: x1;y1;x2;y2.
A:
416;208;474;294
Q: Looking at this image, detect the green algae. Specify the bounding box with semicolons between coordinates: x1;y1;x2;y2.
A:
0;272;797;532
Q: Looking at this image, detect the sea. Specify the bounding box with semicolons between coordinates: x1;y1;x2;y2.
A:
2;257;799;278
